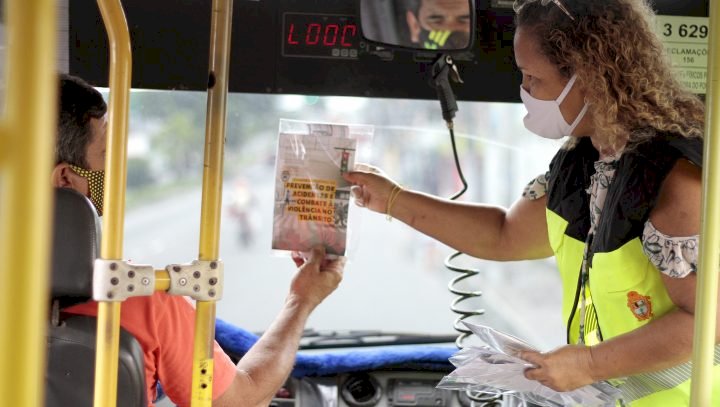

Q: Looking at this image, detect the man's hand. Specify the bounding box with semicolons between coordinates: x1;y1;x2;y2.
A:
215;245;344;407
289;246;344;311
520;345;596;392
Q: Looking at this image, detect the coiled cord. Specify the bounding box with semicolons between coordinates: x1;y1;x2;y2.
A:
445;251;484;349
444;122;504;407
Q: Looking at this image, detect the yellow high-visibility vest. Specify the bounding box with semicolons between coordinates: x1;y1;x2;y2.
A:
545;135;720;406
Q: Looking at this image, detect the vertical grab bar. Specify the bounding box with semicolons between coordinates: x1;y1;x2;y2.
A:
0;1;56;406
93;1;132;406
192;0;234;405
690;1;720;405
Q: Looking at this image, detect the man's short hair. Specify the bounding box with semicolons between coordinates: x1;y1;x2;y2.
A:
405;0;421;15
56;74;107;167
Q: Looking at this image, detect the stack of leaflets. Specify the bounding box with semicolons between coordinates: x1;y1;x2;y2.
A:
437;321;621;407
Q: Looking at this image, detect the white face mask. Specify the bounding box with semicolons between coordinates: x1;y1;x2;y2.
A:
520;74;589;139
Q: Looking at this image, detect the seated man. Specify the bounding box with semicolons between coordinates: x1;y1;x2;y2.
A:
52;74;345;406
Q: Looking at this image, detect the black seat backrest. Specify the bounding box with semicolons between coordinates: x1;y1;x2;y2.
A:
45;188;147;407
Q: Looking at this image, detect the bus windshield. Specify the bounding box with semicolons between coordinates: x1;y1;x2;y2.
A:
120;89;565;350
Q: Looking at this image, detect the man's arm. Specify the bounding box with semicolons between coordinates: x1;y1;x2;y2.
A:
214;246;343;407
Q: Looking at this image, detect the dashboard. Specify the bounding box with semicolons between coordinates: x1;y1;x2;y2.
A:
273;371;481;407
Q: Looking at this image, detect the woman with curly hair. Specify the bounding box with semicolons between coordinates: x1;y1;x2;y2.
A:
344;0;718;404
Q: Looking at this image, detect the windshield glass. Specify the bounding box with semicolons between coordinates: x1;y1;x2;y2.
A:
121;90;565;350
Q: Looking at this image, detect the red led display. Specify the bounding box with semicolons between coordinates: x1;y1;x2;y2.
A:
282;13;359;59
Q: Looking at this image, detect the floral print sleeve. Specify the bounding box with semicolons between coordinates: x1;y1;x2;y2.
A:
522;172;549;201
641;221;698;278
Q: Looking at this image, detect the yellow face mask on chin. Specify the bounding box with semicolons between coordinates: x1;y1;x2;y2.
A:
69;164;105;216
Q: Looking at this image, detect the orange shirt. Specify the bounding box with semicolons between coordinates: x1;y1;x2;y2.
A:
64;292;236;407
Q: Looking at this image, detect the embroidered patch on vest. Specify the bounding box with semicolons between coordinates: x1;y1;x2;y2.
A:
627;291;654;321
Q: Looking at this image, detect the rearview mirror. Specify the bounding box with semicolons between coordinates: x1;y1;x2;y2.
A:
360;0;474;51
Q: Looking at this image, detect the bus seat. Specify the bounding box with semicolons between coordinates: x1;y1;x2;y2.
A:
45;188;146;407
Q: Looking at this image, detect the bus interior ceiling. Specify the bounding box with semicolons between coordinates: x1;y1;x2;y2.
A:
68;0;708;103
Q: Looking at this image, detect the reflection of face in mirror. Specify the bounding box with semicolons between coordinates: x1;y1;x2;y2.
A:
406;0;471;49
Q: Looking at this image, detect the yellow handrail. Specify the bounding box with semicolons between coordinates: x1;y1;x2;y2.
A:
0;1;56;406
192;0;234;405
690;1;720;405
93;0;132;406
